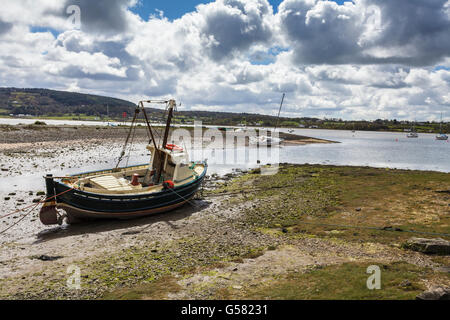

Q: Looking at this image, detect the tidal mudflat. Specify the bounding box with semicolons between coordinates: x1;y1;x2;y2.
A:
0;124;448;300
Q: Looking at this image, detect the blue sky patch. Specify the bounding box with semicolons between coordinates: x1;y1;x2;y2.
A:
434;66;450;71
131;1;351;21
30;26;59;38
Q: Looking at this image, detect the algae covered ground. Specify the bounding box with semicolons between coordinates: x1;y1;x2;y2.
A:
0;164;448;300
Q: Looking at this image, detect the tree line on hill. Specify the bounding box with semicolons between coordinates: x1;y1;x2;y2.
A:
0;88;447;133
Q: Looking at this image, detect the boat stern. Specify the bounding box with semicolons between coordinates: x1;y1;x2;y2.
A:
39;174;60;225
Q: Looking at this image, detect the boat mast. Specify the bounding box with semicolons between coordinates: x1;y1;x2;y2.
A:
155;99;176;183
162;99;176;148
140;101;159;150
273;93;285;133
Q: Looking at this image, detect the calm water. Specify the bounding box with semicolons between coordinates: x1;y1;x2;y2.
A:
0;127;449;193
280;128;450;173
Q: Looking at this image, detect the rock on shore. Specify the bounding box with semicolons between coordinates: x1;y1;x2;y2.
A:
403;237;450;255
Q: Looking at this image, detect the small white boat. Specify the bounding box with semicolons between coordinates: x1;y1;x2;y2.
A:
407;122;419;138
436;113;448;140
249;135;283;146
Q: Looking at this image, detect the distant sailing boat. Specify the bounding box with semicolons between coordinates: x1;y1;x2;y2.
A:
250;93;285;147
436;113;448;141
407;120;418;138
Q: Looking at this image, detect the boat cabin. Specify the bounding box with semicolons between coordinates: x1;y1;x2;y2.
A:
145;145;198;185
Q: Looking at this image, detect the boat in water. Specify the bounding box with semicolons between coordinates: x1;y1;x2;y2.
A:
250;93;285;147
407;131;419;138
249;135;283;146
436;113;448;141
406;122;419;138
39;99;207;225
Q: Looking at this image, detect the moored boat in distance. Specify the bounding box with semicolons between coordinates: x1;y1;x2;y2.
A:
407;131;419;138
406;121;419;138
39;99;207;225
436;112;448;140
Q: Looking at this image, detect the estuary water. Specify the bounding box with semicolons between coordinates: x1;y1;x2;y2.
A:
279;129;449;173
0;125;448;194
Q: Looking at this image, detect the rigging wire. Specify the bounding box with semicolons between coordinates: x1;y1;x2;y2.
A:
125;120;138;168
0;186;77;235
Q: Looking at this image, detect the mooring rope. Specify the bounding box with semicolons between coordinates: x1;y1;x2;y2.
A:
0;202;40;235
167;186;203;209
0;186;77;235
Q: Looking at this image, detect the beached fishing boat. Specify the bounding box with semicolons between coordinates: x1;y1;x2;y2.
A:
39;99;207;225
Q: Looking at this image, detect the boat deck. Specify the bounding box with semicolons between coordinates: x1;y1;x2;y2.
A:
61;163;206;195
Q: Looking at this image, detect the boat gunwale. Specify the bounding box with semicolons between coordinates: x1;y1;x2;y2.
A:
55;162;208;199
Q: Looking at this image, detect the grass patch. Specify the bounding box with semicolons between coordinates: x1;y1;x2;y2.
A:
218;165;450;246
240;261;446;300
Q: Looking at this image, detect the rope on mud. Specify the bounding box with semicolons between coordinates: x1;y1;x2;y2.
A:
0;187;76;234
286;221;450;238
167;187;203;209
203;186;287;198
0;202;40;235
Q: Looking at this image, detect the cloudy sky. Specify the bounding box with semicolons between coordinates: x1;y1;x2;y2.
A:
0;0;449;121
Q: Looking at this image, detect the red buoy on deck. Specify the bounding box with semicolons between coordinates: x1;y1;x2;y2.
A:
131;173;140;186
163;180;175;189
166;144;183;151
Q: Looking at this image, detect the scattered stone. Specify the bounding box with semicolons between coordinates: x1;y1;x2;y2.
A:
36;191;46;196
33;255;63;262
403;237;450;255
382;226;403;232
32;198;41;203
416;286;450;300
355;207;361;212
4;197;10;201
121;230;140;236
8;193;16;196
399;280;412;288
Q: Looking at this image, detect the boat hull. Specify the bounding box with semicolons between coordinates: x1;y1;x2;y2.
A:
41;164;207;225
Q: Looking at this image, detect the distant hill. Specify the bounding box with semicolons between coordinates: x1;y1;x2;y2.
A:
0;87;136;118
0;87;312;126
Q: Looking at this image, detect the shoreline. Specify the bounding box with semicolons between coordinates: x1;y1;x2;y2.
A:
0;123;335;148
0;118;447;135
